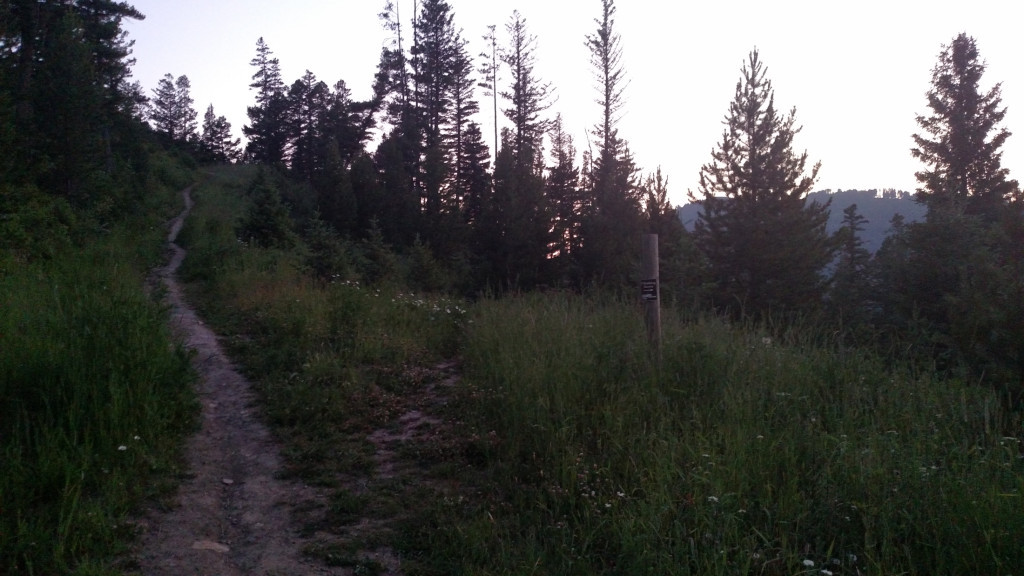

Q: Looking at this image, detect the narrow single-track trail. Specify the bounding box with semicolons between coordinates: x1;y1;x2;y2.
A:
133;187;347;575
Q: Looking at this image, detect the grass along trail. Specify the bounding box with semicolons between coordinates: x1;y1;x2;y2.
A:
133;187;348;575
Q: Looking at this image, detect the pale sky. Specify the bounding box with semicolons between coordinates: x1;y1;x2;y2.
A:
124;0;1023;206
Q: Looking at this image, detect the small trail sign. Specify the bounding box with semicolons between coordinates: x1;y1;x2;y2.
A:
642;234;661;361
641;279;658;301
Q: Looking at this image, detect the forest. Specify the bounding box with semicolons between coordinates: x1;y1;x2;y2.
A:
2;0;1023;574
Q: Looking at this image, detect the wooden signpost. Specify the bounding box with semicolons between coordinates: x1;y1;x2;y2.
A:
642;233;661;360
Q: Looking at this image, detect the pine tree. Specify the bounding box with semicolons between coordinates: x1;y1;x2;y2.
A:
73;0;144;114
501;11;551;172
322;79;375;168
148;73;196;143
457;121;491;227
478;24;500;157
199;104;241;163
374;1;411;126
881;33;1024;388
148;73;178;139
317;138;357;236
238;168;296;248
691;49;832;319
287;70;330;182
173;74;198;143
35;10;103;202
244;37;289;165
912;33;1018;221
447;35;480;215
830;203;872;326
578;0;642;287
493;11;552;288
546;114;584;267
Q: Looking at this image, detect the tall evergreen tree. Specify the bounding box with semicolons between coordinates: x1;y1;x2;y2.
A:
73;0;144;114
244;37;289;165
287;69;330;182
35;10;103;202
148;73;178;138
492;11;552;288
148;73;196;143
447;35;480;215
500;10;551;172
478;24;500;157
885;34;1024;390
830;203;872;326
374;1;411;126
912;33;1018;221
199;104;241;163
691;49;832;319
317;138;358;236
546;113;584;267
322;79;375;167
1;0;143;216
578;0;642;286
456;120;491;227
173;74;197;143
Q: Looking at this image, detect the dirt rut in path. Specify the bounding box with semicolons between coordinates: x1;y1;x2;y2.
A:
133;187;346;575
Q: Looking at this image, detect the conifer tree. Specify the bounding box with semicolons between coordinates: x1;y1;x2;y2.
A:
148;74;178;138
287;70;330;182
577;0;643;287
457;121;491;227
691;49;832;319
912;33;1018;221
244;37;289;165
35;10;103;202
830;203;872;326
374;1;411;126
478;24;500;157
322;79;375;168
885;34;1024;387
73;0;144;113
500;10;551;172
447;35;480;214
148;73;196;143
199;104;241;163
493;11;552;288
317;138;357;235
173;74;198;143
238;168;296;248
546;114;584;266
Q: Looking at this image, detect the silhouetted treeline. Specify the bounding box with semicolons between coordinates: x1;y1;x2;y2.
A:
218;14;1022;397
5;1;1023;398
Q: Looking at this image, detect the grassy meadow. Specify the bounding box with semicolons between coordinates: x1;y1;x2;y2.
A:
0;152;199;575
175;165;1023;575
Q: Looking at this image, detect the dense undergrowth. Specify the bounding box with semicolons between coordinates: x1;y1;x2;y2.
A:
175;165;1023;576
0;151;200;575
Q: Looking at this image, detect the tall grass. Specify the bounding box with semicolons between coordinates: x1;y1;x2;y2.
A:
0;170;198;575
172;166;1023;574
174;166;465;486
441;293;1023;575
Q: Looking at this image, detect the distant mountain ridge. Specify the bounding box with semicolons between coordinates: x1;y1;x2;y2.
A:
677;189;927;254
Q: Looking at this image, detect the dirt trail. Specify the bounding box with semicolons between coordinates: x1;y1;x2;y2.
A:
133;187;346;575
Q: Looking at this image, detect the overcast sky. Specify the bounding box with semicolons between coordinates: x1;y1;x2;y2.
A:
123;0;1023;206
